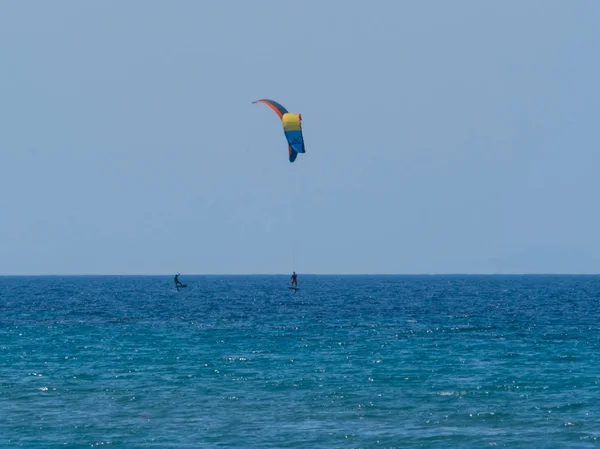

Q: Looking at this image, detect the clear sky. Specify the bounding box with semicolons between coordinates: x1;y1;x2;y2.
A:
1;1;599;275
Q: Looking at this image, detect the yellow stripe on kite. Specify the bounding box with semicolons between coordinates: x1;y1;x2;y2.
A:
282;113;302;131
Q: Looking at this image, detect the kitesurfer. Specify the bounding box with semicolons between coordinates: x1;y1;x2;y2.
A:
174;273;184;289
290;271;298;287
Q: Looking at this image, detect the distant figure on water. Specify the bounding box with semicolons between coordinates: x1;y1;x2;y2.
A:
290;271;298;288
174;273;184;290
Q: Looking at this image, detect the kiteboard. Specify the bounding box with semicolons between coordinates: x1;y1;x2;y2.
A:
288;286;299;292
176;284;188;289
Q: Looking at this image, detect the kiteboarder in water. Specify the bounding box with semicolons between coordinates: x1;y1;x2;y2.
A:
253;99;305;292
174;273;184;290
290;271;298;288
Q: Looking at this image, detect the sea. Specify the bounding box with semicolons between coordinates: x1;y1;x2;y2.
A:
1;275;599;448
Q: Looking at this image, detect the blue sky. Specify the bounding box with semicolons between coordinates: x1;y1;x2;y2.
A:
1;1;599;275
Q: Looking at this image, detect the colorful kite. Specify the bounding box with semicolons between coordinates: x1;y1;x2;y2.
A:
252;99;306;163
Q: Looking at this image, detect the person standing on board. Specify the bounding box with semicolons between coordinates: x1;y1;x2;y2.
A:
174;273;184;290
290;271;298;288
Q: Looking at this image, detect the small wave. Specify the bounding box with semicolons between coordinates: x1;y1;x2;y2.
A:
437;390;468;397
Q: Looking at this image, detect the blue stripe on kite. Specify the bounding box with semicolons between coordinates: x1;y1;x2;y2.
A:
284;130;305;154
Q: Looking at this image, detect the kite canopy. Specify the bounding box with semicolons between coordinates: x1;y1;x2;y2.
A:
253;99;306;163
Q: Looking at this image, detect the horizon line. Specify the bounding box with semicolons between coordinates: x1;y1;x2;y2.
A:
2;273;600;277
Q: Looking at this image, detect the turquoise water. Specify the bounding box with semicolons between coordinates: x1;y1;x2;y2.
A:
1;275;599;448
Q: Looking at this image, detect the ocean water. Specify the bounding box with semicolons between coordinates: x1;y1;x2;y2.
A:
1;275;599;448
